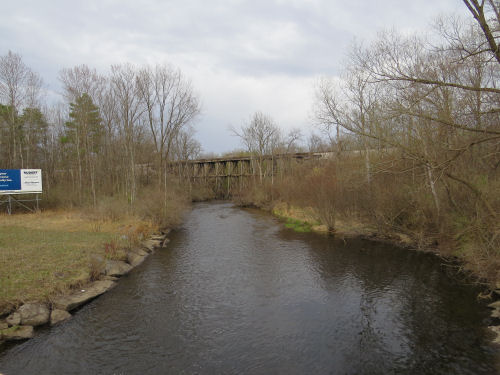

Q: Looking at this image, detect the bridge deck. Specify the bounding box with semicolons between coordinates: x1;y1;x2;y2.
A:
169;151;333;165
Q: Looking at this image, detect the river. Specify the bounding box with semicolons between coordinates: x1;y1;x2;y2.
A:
0;202;498;374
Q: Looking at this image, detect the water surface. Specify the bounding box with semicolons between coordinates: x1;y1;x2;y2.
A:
0;202;497;374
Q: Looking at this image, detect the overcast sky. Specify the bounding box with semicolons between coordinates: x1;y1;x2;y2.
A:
0;0;468;154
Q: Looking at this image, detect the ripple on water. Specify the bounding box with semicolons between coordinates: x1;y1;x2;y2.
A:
0;202;497;375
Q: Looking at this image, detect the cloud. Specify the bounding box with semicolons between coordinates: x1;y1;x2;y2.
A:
0;0;468;153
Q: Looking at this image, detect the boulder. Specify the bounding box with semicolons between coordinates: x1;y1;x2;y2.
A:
102;275;119;281
130;247;148;257
127;251;147;267
18;303;50;326
0;321;8;330
142;239;162;253
6;312;21;326
1;325;34;341
105;260;133;277
50;309;71;326
53;280;117;311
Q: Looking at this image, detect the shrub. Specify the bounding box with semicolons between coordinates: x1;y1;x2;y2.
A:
88;255;105;281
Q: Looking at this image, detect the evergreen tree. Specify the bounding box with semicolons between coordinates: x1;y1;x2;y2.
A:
19;107;48;168
64;93;102;205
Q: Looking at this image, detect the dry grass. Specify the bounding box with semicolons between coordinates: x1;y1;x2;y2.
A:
244;155;499;288
0;210;155;314
272;202;376;236
134;186;189;228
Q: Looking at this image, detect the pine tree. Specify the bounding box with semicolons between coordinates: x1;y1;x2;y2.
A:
64;93;102;205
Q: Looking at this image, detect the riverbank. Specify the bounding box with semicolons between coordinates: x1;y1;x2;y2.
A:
2;201;497;374
267;201;500;345
271;201;500;290
0;209;172;344
272;202;421;248
0;210;156;313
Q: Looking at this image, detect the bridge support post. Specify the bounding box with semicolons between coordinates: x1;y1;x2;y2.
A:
239;161;242;192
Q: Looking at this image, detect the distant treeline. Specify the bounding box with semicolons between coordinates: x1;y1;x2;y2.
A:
0;59;202;208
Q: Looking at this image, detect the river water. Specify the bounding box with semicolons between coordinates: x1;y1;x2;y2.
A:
0;202;498;374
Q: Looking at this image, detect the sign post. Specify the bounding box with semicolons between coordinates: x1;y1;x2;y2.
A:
0;169;43;214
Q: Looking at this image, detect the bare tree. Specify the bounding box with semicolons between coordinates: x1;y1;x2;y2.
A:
284;128;303;153
462;0;500;65
232;112;281;155
171;126;202;161
59;65;106;104
111;64;144;204
0;51;29;109
231;111;281;182
136;63;200;184
315;14;500;236
0;51;43;167
308;132;330;152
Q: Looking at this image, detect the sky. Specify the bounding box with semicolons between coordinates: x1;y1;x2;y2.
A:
0;0;468;154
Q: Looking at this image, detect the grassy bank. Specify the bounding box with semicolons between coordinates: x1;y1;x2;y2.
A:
273;203;419;246
271;201;498;293
0;178;196;316
0;210;158;315
232;156;499;290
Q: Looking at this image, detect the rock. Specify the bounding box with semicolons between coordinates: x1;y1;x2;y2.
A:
105;260;132;277
491;309;500;319
18;303;50;326
127;251;147;267
488;301;500;309
53;280;117;311
6;312;21;326
0;304;13;317
142;239;162;252
150;235;166;241
102;275;119;281
88;254;106;276
130;247;148;257
489;326;500;345
50;309;71;325
1;326;34;341
0;321;8;330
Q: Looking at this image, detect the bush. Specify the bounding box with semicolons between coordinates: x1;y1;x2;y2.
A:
134;184;189;228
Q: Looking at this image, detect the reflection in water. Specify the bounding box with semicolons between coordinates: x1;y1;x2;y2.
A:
0;202;497;374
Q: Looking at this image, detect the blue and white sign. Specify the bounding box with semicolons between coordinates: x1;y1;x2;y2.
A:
0;169;42;194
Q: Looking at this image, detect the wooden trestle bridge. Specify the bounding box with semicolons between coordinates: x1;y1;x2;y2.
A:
167;152;333;197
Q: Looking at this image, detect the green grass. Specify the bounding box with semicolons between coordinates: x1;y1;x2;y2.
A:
0;225;122;309
284;218;312;233
0;325;21;334
0;210;156;313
